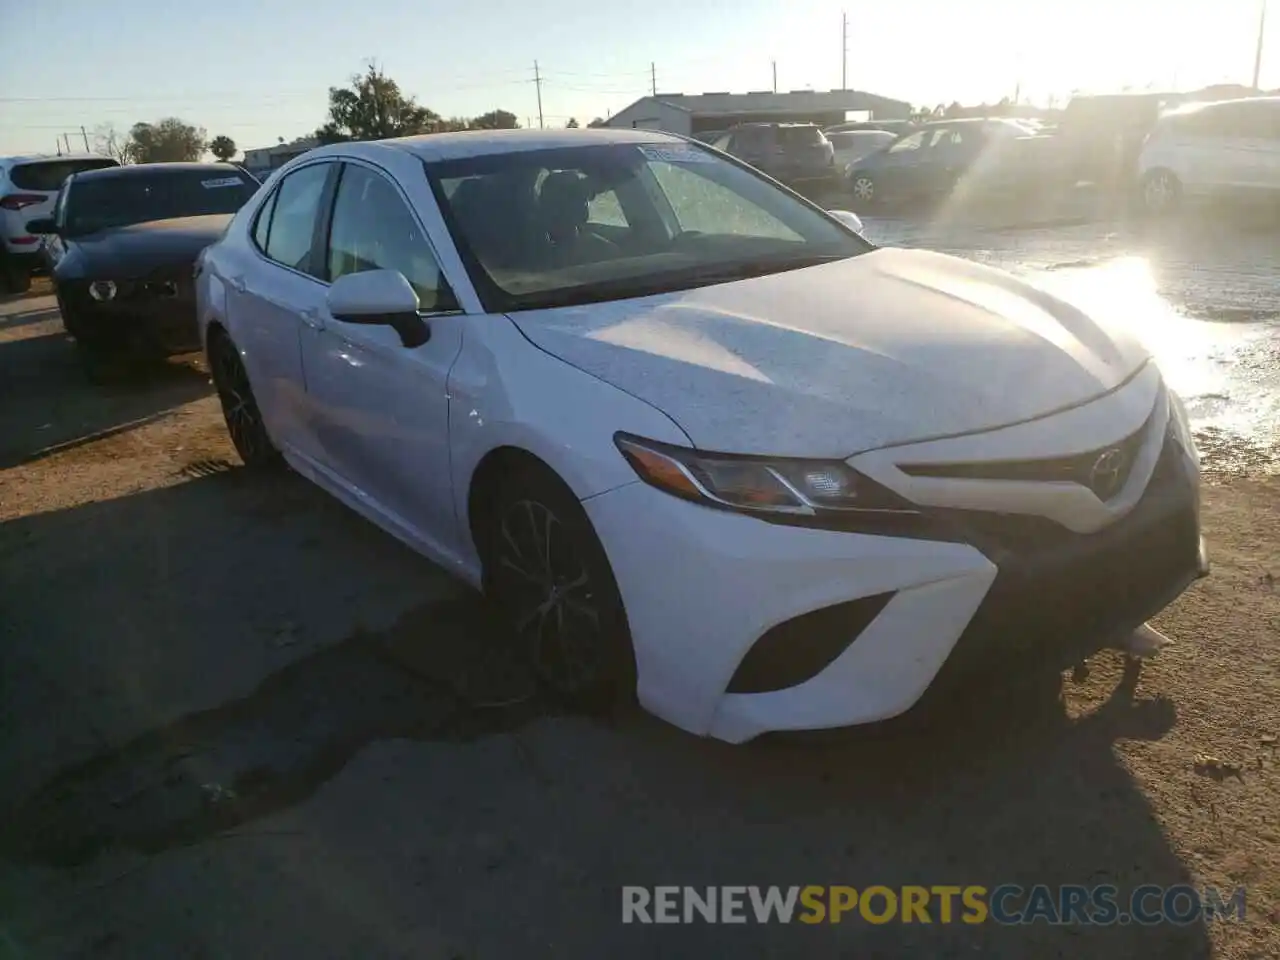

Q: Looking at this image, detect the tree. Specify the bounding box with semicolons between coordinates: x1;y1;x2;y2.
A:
587;117;607;128
128;118;207;162
565;117;580;128
209;135;237;161
316;63;438;143
471;109;519;130
93;123;136;163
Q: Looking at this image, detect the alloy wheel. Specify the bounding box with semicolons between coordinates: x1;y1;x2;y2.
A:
492;497;606;695
852;176;875;202
211;335;273;465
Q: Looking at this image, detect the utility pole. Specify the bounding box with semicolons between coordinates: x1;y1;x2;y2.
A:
650;62;657;96
80;125;90;152
63;133;72;154
772;60;778;93
1253;0;1268;90
533;61;544;129
841;11;848;89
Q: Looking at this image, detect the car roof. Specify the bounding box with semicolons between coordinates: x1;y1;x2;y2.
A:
71;161;246;183
316;128;686;164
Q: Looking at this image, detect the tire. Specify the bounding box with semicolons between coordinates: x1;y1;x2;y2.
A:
850;172;877;210
0;253;31;295
1140;168;1181;216
478;463;636;714
207;329;281;468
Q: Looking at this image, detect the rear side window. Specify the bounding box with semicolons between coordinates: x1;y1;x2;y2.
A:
10;158;118;192
260;163;330;275
778;126;826;147
252;189;278;251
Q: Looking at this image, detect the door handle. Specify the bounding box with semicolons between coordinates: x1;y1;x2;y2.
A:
228;275;246;293
299;307;324;330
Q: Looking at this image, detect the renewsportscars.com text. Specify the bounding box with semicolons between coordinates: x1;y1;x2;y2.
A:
621;884;1246;925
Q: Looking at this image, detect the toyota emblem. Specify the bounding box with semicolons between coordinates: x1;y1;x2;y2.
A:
1089;447;1128;499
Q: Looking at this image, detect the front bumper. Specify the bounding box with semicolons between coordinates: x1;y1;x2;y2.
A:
586;421;1204;744
59;272;201;355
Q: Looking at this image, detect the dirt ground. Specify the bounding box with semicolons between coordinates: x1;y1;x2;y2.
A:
1;216;1278;959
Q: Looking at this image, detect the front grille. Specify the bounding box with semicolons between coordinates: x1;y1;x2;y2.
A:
936;431;1184;562
899;410;1153;501
926;433;1202;688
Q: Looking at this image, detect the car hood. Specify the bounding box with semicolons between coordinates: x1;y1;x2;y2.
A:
61;214;232;278
508;247;1151;458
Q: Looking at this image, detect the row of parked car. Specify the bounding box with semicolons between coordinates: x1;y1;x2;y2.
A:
0;126;1208;744
692;94;1280;217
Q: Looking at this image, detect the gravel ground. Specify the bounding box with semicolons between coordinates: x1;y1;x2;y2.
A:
0;211;1277;959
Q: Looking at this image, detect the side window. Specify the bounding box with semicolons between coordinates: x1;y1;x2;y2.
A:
888;131;927;153
263;163;330;275
326;164;458;312
251;188;277;252
586;188;628;227
53;182;71;228
711;133;733;150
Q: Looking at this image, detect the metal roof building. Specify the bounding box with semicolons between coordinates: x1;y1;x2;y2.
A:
605;89;913;138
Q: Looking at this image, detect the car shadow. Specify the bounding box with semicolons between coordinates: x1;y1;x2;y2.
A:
0;326;212;469
0;465;1211;957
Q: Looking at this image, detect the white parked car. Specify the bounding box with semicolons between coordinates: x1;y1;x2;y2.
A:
1138;96;1280;214
196;129;1207;743
0;153;118;292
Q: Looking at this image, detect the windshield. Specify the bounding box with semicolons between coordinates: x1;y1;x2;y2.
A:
64;169;258;236
425;141;870;312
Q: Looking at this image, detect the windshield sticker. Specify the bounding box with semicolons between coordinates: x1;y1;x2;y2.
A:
201;177;246;189
638;145;716;164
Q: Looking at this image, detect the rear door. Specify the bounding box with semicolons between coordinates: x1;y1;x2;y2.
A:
232;160;336;459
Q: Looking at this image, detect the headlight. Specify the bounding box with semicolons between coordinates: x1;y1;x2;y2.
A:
614;434;915;517
88;280;117;302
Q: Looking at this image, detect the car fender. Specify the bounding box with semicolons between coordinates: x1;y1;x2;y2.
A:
447;314;693;558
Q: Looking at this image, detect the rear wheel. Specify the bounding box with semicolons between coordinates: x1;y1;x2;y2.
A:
1141;168;1181;216
479;463;636;714
208;329;280;468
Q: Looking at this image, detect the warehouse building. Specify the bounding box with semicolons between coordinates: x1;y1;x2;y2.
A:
605;89;913;139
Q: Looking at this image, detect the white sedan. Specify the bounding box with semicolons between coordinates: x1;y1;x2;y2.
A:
195;128;1208;743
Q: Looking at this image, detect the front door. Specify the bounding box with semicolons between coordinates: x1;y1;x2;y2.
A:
299;160;466;557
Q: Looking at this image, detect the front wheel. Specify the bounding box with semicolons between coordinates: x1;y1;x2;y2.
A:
208;329;280;468
849;172;877;210
480;464;635;714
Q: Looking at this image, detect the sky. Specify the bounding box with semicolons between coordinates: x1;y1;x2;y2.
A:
1;0;1276;157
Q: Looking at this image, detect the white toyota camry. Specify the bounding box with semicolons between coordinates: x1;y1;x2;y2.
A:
195;128;1207;743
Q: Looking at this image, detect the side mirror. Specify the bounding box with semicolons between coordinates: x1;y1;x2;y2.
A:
326;269;430;348
26;218;57;235
827;209;865;236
